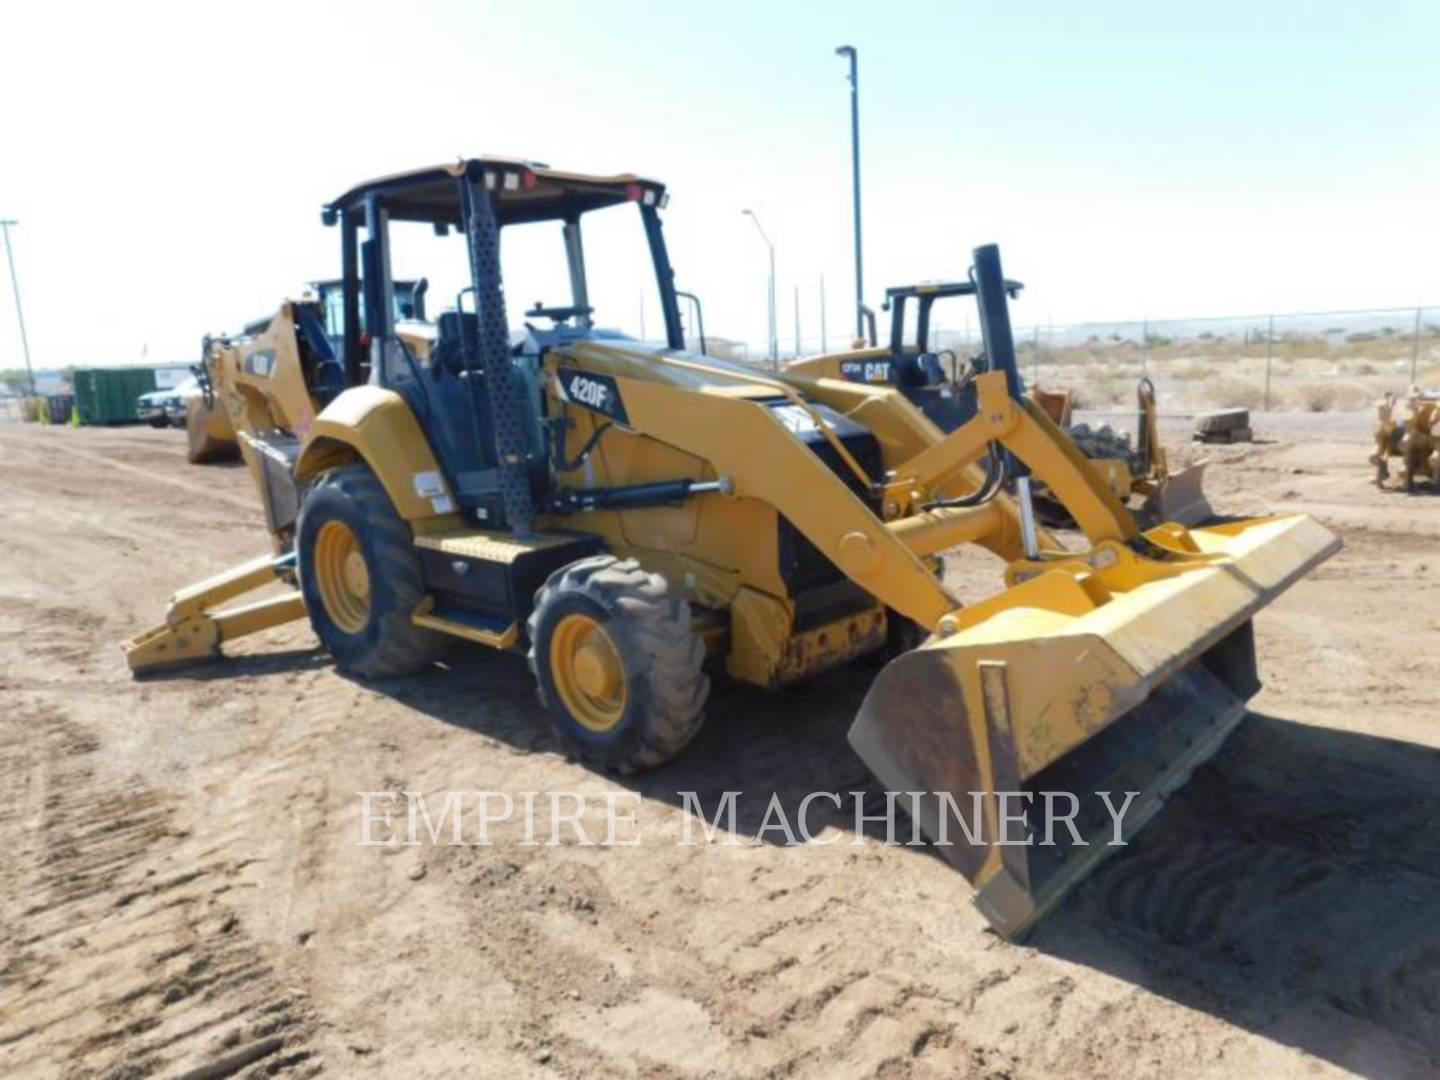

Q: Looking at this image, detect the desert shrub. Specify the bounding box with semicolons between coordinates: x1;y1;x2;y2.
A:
1171;360;1216;381
1287;381;1373;412
1299;383;1338;412
1077;377;1130;406
1205;377;1265;410
1046;347;1093;366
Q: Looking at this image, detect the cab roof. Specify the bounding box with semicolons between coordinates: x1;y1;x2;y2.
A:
883;278;1023;306
323;157;668;228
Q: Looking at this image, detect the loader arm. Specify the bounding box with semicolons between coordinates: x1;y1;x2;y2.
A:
584;369;962;631
885;369;1141;547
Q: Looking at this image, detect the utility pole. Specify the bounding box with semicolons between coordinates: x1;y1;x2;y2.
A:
835;45;864;341
742;209;777;367
1264;313;1275;411
794;286;801;356
819;275;828;353
1412;305;1423;384
0;220;35;396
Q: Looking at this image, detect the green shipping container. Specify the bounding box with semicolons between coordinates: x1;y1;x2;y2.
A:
72;367;158;426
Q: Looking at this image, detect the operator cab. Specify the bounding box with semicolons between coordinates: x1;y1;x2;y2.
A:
321;158;684;531
836;279;1023;430
314;278;428;345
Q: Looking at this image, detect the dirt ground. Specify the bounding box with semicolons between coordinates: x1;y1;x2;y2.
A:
2;411;1439;1079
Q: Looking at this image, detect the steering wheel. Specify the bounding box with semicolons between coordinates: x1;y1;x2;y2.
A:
527;302;594;325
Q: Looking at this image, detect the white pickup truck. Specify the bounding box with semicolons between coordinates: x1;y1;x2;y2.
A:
136;376;199;428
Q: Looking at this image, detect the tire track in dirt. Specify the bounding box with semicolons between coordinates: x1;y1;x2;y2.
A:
0;701;322;1078
0;430;259;513
1050;713;1440;1072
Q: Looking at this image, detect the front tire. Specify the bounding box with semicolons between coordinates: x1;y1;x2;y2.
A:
527;556;708;773
297;464;443;678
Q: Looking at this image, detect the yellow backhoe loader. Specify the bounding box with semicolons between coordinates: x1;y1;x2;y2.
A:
1372;388;1439;490
183;279;427;464
125;159;1338;937
788;281;1209;528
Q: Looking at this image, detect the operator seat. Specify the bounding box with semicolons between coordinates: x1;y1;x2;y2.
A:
421;311;547;516
889;351;947;389
425;312;499;487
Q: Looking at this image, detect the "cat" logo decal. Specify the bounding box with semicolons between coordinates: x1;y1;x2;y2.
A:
839;359;893;384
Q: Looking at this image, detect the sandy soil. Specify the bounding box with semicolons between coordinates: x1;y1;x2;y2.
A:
1;412;1438;1079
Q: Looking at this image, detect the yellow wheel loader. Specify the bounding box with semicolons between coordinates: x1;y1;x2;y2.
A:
125;159;1338;937
1372;388;1440;490
788;282;1209;527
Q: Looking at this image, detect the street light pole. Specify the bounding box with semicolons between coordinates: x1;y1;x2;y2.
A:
819;275;828;353
835;45;864;341
794;285;801;356
742;209;777;367
0;220;35;397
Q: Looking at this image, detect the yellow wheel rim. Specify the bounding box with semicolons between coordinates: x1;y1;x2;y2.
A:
549;613;627;733
313;520;371;634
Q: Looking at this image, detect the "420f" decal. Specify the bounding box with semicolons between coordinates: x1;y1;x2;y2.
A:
557;367;629;425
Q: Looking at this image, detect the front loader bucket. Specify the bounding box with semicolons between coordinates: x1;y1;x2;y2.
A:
848;512;1339;938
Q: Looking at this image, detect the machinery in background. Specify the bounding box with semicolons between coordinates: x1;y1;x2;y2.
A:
1372;388;1440;490
125;159;1337;938
788;282;1209;527
789;279;1000;430
1028;378;1211;527
183;279;426;464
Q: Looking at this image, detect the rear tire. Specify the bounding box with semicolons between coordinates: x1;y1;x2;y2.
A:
297;464;443;678
527;556;708;773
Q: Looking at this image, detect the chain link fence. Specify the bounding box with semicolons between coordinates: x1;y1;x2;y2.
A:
713;305;1438;414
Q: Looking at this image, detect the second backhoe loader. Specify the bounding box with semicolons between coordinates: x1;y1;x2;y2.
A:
184;279;428;464
126;159;1338;937
789;281;1210;527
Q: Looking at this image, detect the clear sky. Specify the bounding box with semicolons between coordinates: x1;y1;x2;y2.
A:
2;0;1436;367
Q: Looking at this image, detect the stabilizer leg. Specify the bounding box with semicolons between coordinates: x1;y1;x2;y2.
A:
124;553;306;674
